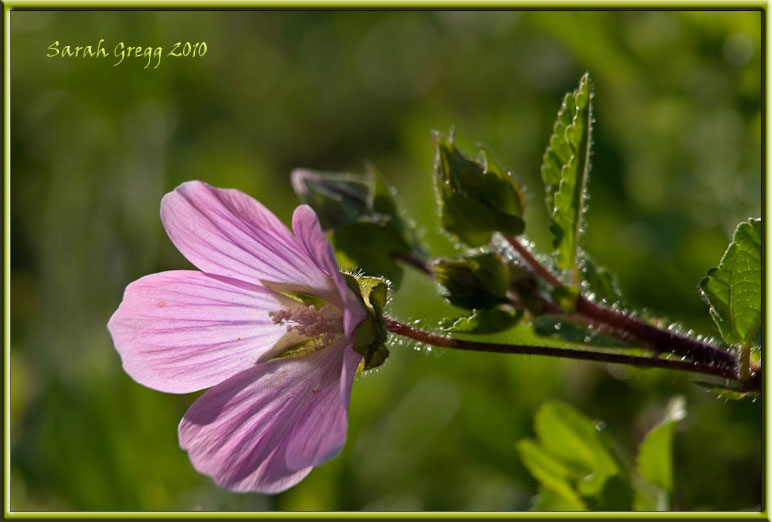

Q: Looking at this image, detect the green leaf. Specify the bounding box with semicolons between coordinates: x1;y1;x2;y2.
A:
534;401;619;482
451;318;635;354
541;73;593;279
695;381;756;401
551;285;580;312
532;315;631;348
432;252;512;310
517;439;588;511
534;487;588;511
441;305;521;334
434;133;526;246
632;480;667;511
634;396;686;511
589;475;634;511
292;167;425;289
699;218;762;346
579;256;624;305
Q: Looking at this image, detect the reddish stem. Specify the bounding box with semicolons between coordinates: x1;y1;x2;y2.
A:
383;317;741;383
502;234;739;371
395;253;433;276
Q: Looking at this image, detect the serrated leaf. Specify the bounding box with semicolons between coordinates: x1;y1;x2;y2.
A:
541;73;593;279
441;306;521;334
636;397;686;495
534;401;618;482
434;133;526;246
517;439;588;511
699;218;761;346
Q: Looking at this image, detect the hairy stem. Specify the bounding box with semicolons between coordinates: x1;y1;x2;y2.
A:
383;317;743;383
740;342;751;382
394;252;433;275
503;234;563;287
502;234;738;370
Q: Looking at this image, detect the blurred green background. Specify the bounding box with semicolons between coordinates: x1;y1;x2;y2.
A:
10;10;761;512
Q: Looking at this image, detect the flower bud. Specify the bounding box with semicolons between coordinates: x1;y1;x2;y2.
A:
434;132;526;247
291;169;371;229
432;252;512;310
291;166;425;288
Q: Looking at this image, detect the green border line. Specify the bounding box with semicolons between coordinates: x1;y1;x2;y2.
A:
764;2;770;517
3;3;768;519
1;1;770;8
1;511;769;519
4;1;11;519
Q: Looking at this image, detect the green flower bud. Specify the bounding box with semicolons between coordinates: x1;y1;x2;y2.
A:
291;169;371;229
291;166;425;288
434;132;526;247
432;252;512;310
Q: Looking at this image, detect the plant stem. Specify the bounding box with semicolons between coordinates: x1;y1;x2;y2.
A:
574;298;737;368
383;317;742;383
502;234;738;370
504;235;563;287
740;342;751;382
394;252;433;275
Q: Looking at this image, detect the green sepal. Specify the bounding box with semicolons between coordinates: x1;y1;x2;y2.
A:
278;290;329;309
269;337;326;361
292;166;425;289
343;273;390;372
434;132;526;247
432;252;512;310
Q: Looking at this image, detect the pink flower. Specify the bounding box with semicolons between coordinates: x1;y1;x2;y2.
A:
108;181;368;494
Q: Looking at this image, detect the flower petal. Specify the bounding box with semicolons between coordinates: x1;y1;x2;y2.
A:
292;205;367;337
284;343;361;470
108;270;292;394
178;339;359;493
161;181;337;303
